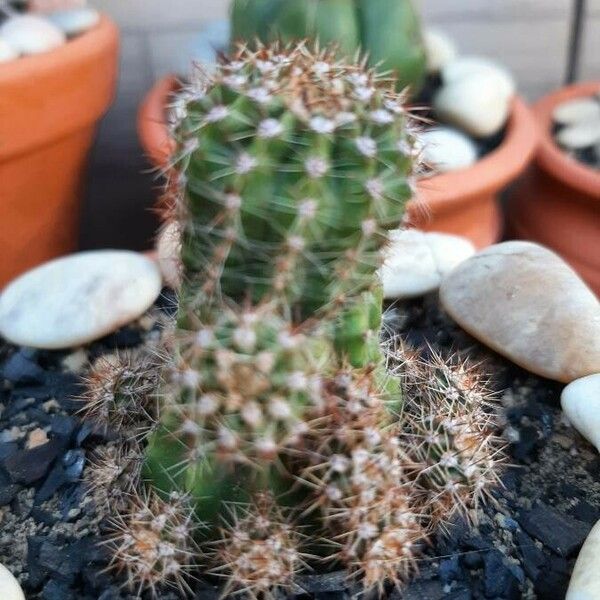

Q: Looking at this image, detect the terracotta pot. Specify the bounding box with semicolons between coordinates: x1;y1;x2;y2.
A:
0;16;119;288
507;81;600;295
138;76;537;249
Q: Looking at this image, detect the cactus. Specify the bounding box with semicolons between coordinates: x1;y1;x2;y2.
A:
87;42;506;597
230;0;427;94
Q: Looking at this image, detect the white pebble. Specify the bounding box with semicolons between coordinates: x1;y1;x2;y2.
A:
418;127;478;174
0;36;19;62
442;56;516;98
556;119;600;150
0;15;65;56
47;8;100;37
156;222;182;290
0;251;162;349
380;230;475;299
434;73;511;138
553;98;600;126
566;518;600;599
0;564;25;600
423;28;458;73
561;374;600;451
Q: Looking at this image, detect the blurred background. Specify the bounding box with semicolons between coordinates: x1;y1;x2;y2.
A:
82;0;600;252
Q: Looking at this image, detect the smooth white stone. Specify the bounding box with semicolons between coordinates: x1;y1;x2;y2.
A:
418;127;478;174
423;28;458;73
47;8;100;37
566;518;600;600
380;230;475;299
0;36;19;62
0;251;162;350
553;98;600;126
434;73;511;138
556;119;600;149
0;15;65;56
561;374;600;451
0;564;25;600
156;222;182;290
440;241;600;383
442;55;516;98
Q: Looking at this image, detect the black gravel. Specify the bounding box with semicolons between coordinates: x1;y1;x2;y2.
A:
1;292;598;599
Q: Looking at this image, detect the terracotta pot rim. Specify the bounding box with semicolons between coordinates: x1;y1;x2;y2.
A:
533;80;600;198
416;96;539;209
0;15;117;82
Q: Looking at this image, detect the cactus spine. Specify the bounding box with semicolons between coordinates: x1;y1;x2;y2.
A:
87;42;505;596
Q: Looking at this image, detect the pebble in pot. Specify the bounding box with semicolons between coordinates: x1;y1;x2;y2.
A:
156;221;182;290
434;71;512;138
423;28;457;73
380;229;475;299
0;15;66;55
0;564;25;600
0;251;162;350
553;98;600;126
566;518;600;599
561;373;600;451
439;241;600;383
47;7;100;37
0;36;19;62
442;56;516;98
418;127;478;174
556;119;600;150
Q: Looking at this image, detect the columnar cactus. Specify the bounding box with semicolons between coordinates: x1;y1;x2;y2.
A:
87;42;505;597
230;0;427;94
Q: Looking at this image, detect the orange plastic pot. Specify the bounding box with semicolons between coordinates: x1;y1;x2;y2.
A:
138;77;537;249
507;81;600;295
0;16;119;288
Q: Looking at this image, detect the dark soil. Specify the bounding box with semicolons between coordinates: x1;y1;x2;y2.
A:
1;291;598;599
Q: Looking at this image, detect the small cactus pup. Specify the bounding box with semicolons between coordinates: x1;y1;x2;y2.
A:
230;0;428;94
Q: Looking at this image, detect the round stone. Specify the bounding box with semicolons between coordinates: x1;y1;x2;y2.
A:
0;15;65;56
0;564;24;600
0;251;162;350
442;56;516;98
553;98;600;126
423;28;458;73
380;229;475;299
0;37;19;62
434;73;511;138
156;221;182;290
418;127;478;174
561;374;600;451
440;241;600;383
556;119;600;150
566;518;600;599
47;8;100;37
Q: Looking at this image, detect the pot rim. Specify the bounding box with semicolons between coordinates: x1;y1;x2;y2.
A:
0;15;117;82
533;80;600;197
416;96;539;210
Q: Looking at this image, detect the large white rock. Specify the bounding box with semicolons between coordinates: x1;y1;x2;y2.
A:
156;222;182;290
0;36;19;62
442;56;516;98
440;241;600;383
418;127;478;174
47;7;100;37
380;230;475;300
567;518;600;600
0;564;25;600
423;28;458;73
553;98;600;126
0;15;65;56
0;251;162;350
434;73;511;138
557;119;600;150
561;374;600;451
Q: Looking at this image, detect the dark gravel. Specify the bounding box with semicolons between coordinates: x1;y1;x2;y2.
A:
0;291;598;599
